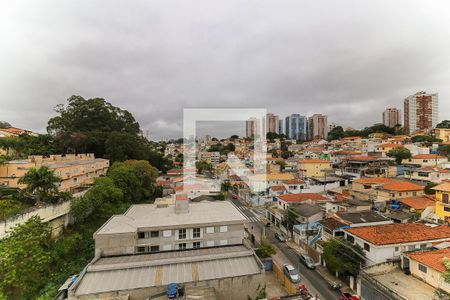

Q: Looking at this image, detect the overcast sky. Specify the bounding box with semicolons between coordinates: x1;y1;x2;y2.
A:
1;1;449;139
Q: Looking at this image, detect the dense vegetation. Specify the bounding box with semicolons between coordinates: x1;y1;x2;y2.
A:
328;124;402;141
0;160;159;299
387;147;412;165
322;238;366;276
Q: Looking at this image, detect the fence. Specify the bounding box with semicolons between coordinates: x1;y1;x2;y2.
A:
272;259;298;295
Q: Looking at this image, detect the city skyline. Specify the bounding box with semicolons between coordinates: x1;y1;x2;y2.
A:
1;1;450;139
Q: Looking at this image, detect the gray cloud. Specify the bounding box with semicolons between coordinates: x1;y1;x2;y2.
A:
0;0;449;139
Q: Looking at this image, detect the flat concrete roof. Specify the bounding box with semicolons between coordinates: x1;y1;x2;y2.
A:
95;201;248;235
72;245;262;296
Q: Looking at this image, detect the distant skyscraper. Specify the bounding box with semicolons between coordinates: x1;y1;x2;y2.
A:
278;119;284;136
246;118;257;138
265;113;279;134
382;108;401;128
308;114;328;139
285;114;307;140
404;92;439;134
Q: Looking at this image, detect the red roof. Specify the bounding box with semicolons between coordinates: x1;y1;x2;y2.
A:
353;177;393;184
399;196;435;210
344;223;450;246
278;193;328;202
176;194;188;201
412;154;447;159
381;181;424;191
377;143;404;148
407;248;450;273
271;185;286;191
348;155;378;161
282;179;305;185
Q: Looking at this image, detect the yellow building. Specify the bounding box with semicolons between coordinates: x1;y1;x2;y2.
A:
298;159;331;178
0;153;109;192
433;128;450;143
433;182;450;223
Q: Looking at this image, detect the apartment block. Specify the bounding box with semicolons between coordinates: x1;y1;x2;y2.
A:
404;91;439;134
0;153;109;192
93;196;247;256
382;108;401;128
308;114;328;140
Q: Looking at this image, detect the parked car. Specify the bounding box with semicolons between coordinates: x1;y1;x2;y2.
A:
299;254;316;269
283;264;300;283
274;232;286;242
231;193;238;199
339;292;359;300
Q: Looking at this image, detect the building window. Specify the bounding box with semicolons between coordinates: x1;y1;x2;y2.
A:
444;206;450;212
137;246;146;253
163;244;172;251
346;235;355;244
138;232;146;239
413;192;417;196
179;229;187;239
150;231;159;238
219;226;228;233
395;247;399;252
193;242;201;249
206;240;214;247
443;193;449;204
193;228;201;238
178;243;186;250
206;227;214;234
418;264;427;273
150;245;160;252
364;243;370;252
220;239;228;245
163;230;172;237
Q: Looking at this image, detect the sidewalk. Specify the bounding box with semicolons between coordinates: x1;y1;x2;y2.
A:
285;240;352;293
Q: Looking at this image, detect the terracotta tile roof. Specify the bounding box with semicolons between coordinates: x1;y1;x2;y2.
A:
407;248;450;273
0;127;26;134
381;180;424;191
344;223;450;246
399;196;435;210
270;185;286;191
278;193;328;202
377;143;404;148
175;194;188;201
299;159;329;164
353;177;393;184
417;167;450;173
433;182;450;193
282;179;306;185
412;154;447;159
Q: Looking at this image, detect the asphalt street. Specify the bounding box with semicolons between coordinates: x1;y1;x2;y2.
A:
229;197;340;300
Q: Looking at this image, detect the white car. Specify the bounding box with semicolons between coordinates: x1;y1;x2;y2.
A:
283;264;300;283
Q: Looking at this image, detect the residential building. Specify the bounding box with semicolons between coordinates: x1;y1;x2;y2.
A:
94;198;247;256
403;248;450;294
374;143;404;157
343;223;450;266
281;179;306;193
403;154;448;167
404;91;439;134
246;117;257;138
403;166;450;183
350;177;424;206
247;172;295;192
0;153;109;192
285;114;308;140
289;203;323;224
398;196;435;213
278;119;284;136
308;114;328;140
382;108;401;128
276;193;328;210
432;127;450;143
341;155;395;178
265;113;279;134
298;159;332;178
433;182;450;223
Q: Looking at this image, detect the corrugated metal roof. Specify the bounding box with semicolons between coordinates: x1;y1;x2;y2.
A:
74;246;262;296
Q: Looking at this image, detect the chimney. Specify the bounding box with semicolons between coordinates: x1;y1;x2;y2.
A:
175;194;189;214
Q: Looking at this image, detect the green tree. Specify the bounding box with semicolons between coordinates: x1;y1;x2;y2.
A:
47;95;141;157
328;126;345;141
105;132;148;162
18;166;61;203
255;240;277;259
436;120;450;129
387;147;412;165
276;160;286;170
196;160;213;174
107;162;141;202
123;160;158;199
0;217;52;299
424;182;439;195
0;121;11;129
322;238;366;276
